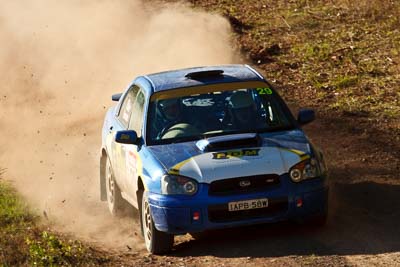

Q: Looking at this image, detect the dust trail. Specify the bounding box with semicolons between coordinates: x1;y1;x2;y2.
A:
0;0;236;249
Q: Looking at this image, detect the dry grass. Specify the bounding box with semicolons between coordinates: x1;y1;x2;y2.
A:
333;0;396;20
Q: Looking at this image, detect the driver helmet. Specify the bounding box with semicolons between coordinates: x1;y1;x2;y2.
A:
228;91;256;125
159;98;181;121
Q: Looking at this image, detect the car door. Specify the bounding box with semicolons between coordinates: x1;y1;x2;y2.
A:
121;88;145;208
111;86;138;193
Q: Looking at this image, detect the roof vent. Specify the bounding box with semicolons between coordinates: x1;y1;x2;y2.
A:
185;70;224;80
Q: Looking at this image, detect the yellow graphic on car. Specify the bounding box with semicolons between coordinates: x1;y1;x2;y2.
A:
212;149;260;159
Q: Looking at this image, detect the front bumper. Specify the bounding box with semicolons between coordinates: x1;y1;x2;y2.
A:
147;174;328;234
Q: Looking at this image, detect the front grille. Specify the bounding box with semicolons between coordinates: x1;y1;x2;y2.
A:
208;198;288;223
208;174;280;196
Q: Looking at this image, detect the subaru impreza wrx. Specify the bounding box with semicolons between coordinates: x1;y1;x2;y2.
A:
99;65;328;254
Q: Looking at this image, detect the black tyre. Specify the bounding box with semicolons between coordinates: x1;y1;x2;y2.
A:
137;190;145;237
105;157;125;216
141;193;174;254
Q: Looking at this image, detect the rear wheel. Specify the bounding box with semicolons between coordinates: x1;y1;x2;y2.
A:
105;157;125;216
141;193;174;254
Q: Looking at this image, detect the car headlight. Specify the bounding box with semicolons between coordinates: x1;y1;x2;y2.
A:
289;158;322;182
161;175;198;195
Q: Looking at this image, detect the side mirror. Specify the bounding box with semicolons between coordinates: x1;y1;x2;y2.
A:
112;93;122;102
115;130;138;145
297;109;315;126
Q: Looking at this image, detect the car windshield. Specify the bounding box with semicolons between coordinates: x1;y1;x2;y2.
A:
147;86;296;145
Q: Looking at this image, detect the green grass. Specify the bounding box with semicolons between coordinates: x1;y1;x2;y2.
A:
26;231;88;267
0;181;34;266
333;76;359;89
0;182;31;226
0;179;108;266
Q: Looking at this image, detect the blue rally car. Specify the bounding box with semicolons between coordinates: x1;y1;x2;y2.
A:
100;65;328;254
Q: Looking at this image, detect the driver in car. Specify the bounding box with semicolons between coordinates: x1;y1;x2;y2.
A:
155;98;196;139
224;91;263;131
159;98;181;122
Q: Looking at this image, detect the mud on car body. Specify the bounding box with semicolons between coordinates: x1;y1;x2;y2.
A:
100;64;328;254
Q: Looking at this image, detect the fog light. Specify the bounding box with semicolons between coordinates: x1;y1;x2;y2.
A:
193;211;200;221
296;198;303;208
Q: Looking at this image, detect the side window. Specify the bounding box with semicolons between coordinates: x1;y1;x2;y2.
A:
261;96;289;126
129;89;145;134
118;86;139;128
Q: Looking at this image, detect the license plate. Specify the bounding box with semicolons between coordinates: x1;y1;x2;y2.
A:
228;198;268;211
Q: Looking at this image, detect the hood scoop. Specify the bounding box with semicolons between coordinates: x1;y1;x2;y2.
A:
196;133;262;152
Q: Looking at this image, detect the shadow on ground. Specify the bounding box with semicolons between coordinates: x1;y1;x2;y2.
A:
170;176;400;258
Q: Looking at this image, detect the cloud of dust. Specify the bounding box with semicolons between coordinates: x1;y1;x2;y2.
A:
0;0;236;250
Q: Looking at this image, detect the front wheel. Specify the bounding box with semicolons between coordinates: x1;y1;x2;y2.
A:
141;192;174;254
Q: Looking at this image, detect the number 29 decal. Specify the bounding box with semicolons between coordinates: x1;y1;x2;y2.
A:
256;87;273;95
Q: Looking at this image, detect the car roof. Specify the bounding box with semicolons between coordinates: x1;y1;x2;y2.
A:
140;64;265;93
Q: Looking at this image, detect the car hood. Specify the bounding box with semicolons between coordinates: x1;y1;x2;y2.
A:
147;130;312;184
